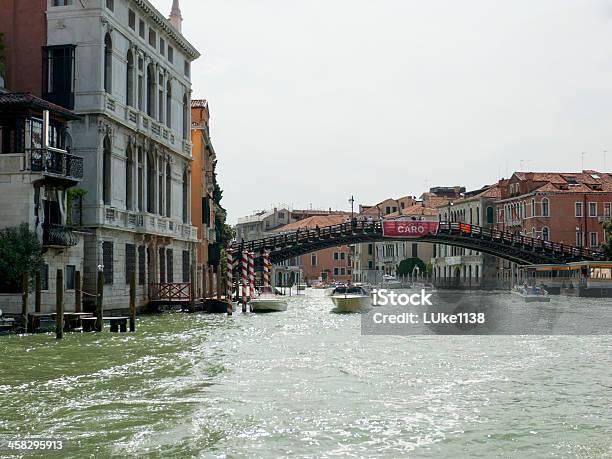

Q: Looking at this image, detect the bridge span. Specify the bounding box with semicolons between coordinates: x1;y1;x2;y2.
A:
230;220;607;266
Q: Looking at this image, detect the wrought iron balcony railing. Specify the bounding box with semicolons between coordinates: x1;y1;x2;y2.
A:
28;148;84;181
43;223;79;248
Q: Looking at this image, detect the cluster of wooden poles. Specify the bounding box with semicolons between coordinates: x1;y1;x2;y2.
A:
20;270;137;340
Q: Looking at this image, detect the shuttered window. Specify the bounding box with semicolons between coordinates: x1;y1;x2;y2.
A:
125;244;136;284
167;249;174;283
102;241;114;284
138;245;146;285
159;247;166;283
182;250;190;282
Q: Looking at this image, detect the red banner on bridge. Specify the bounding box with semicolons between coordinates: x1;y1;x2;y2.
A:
382;220;439;238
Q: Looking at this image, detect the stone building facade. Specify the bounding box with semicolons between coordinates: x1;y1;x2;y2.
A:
432;185;500;287
0;93;85;313
43;0;201;309
493;171;612;284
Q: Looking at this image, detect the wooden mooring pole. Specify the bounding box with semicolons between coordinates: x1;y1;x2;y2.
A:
202;265;208;300
216;265;222;300
129;272;136;332
56;269;64;340
208;266;214;299
96;270;104;332
75;270;82;313
21;272;29;332
190;266;197;312
35;271;41;313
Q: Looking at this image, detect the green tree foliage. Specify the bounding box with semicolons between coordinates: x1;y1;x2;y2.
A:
396;257;427;276
602;220;612;260
212;160;235;248
0;224;44;292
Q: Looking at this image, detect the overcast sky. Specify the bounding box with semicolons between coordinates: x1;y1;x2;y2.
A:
152;0;612;223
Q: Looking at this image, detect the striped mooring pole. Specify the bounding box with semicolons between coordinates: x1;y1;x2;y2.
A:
263;250;271;288
241;251;248;312
226;249;234;315
248;251;255;298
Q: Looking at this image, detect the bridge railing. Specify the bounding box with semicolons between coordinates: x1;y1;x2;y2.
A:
438;222;604;260
231;220;605;262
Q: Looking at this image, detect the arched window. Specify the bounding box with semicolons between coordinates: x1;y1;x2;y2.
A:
147;150;156;213
166;162;172;217
542;227;550;241
182;92;189;140
541;198;549;217
531;198;536;217
103;136;112;205
137;148;144;211
126;146;134;210
104;33;113;93
486;207;494;224
158;157;163;214
475;265;479;279
158;72;164;123
126;50;134;107
182;168;189;223
166;81;172;128
147;64;155;117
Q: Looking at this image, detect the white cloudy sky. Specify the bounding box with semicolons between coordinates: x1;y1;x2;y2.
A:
152;0;612;223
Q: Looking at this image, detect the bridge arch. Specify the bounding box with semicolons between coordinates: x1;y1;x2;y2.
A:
231;221;605;268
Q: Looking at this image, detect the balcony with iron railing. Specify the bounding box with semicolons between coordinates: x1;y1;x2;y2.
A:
42;223;79;248
27;148;84;183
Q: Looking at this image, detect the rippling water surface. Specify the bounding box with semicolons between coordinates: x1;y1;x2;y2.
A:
0;289;610;458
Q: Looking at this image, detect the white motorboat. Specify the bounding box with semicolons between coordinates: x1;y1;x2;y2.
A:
297;283;307;291
512;284;551;303
325;282;342;297
412;281;436;292
330;285;371;313
249;287;288;312
381;274;403;289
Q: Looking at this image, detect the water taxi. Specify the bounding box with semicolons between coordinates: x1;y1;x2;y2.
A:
511;284;551;303
330;285;371;313
249;286;288;312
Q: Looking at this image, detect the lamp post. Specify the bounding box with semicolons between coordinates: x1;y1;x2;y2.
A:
349;195;355;220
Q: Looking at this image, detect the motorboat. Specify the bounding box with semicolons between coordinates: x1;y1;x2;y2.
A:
249;286;288;312
381;274;403;289
412;281;436;292
512;284;551;303
330;285;371;313
325;282;342;297
297;283;307;291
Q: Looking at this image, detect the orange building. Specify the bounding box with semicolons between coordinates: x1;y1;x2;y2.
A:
191;100;218;290
275;214;353;284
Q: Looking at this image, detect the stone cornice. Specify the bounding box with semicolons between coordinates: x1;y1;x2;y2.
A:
131;0;200;61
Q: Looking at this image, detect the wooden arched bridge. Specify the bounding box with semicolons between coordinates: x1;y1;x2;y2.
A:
231;220;607;266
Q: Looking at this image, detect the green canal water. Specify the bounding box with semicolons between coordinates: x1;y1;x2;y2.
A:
0;290;610;458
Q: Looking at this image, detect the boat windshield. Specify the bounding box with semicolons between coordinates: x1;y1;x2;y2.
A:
333;286;365;295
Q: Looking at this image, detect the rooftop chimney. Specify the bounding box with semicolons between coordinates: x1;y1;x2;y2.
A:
169;0;183;33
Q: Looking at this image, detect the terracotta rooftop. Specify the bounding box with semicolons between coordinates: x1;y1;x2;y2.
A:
386;204;438;217
274;214;349;232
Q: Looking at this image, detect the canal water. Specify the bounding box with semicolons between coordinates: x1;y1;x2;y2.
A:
0;289;610;458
